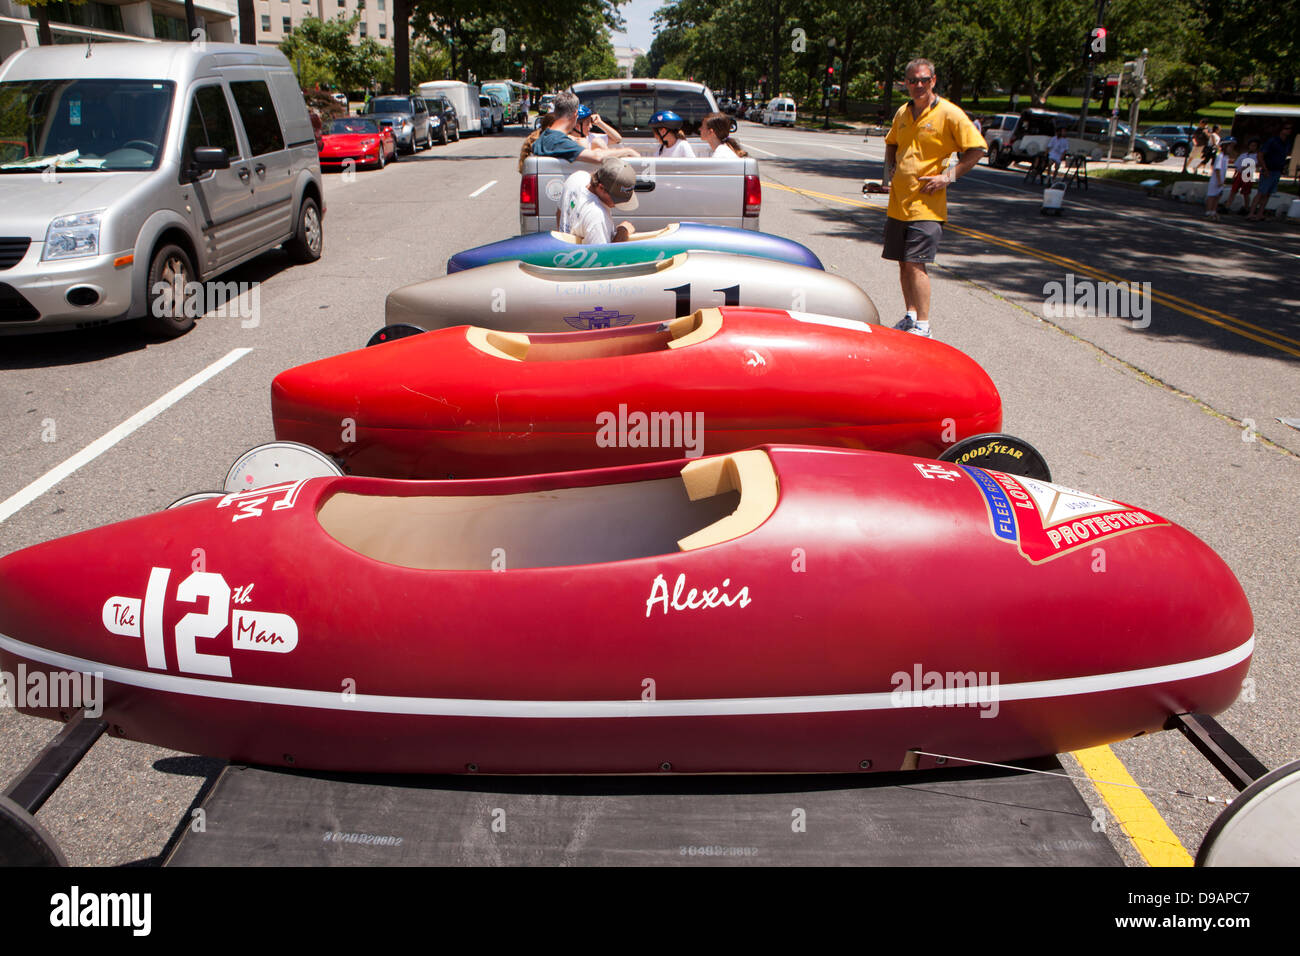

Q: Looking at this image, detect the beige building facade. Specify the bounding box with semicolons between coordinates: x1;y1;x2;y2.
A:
0;0;236;60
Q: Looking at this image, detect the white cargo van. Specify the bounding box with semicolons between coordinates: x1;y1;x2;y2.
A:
0;42;324;338
763;97;797;127
418;81;482;135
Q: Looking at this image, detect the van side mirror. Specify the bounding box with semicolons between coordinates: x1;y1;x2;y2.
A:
191;146;230;171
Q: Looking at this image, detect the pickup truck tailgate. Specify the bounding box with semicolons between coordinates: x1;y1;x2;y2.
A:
523;152;760;233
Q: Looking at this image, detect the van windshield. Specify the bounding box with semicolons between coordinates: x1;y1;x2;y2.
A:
0;78;174;172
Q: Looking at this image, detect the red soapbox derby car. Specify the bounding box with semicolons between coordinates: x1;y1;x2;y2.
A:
271;307;1041;481
0;446;1251;775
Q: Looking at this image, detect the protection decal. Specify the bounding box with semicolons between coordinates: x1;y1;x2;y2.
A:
960;466;1168;563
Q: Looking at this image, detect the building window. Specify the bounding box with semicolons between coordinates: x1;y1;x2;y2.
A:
46;1;125;32
337;0;344;5
261;14;270;30
359;21;366;36
152;12;188;40
282;16;291;32
378;23;386;38
378;0;385;8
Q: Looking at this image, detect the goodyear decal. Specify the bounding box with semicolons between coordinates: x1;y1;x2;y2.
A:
960;466;1168;564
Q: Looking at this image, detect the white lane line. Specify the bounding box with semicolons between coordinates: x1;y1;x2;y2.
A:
469;180;498;198
740;142;776;157
0;348;253;525
817;142;877;157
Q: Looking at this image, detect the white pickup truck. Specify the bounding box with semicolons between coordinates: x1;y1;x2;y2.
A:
519;79;761;233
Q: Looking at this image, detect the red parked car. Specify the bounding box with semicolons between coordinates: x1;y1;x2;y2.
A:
319;117;396;170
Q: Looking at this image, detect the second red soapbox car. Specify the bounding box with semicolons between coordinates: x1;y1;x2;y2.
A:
270;307;1044;481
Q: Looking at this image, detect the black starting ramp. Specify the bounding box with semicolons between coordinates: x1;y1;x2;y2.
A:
165;757;1120;866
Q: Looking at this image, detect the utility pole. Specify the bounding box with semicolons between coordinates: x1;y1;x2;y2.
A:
1079;0;1110;135
1127;49;1148;158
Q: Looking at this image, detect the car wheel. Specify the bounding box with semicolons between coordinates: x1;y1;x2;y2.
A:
142;243;197;338
1173;144;1188;157
438;125;448;145
284;196;323;264
1137;149;1149;164
376;147;386;169
987;142;1000;166
452;124;460;141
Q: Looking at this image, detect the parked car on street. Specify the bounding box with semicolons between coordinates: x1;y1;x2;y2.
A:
762;97;797;126
0;41;324;338
1140;124;1195;157
479;94;504;134
320;117;397;170
981;113;1020;166
362;94;433;153
1080;117;1169;164
425;94;460;144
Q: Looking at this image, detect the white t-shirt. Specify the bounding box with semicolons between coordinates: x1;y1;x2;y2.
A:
559;171;613;244
1048;136;1069;163
1206;152;1229;196
657;138;695;158
711;142;739;160
585;132;609;149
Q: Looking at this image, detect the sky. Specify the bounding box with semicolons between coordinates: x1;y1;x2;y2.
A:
609;0;659;54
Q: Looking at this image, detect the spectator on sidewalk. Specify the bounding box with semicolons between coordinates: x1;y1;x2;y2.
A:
1228;138;1260;213
1184;119;1209;174
1204;137;1234;221
1047;127;1070;179
1196;124;1221;175
1248;121;1294;221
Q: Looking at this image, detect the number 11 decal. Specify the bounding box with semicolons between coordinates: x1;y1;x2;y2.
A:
664;283;742;316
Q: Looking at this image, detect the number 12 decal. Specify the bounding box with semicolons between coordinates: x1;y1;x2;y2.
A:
104;567;298;676
664;283;741;316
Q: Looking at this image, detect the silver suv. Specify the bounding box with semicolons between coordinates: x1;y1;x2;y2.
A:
0;42;324;338
981;113;1020;167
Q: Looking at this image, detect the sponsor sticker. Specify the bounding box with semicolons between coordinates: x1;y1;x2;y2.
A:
563;306;636;330
960;466;1168;563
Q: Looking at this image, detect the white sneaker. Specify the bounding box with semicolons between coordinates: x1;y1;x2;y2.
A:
893;315;932;338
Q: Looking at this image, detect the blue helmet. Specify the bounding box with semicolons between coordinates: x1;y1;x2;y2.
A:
649;110;683;131
576;105;593;120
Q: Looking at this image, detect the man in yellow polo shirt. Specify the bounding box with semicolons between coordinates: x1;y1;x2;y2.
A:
883;58;987;338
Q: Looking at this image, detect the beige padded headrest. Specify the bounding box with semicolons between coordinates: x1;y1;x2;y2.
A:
666;308;723;349
466;326;530;360
677;449;779;551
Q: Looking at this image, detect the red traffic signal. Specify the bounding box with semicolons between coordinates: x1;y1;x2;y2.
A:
827;66;834;75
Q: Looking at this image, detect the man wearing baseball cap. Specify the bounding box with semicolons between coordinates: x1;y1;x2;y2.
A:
558;158;645;244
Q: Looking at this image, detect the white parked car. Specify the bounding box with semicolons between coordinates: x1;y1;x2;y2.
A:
762;97;797;127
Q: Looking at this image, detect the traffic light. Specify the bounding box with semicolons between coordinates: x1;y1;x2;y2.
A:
1086;26;1107;62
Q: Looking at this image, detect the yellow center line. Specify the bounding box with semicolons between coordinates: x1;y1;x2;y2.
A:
1074;745;1195;867
763;180;1300;359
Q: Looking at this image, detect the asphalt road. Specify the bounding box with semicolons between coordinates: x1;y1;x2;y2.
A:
0;120;1296;867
